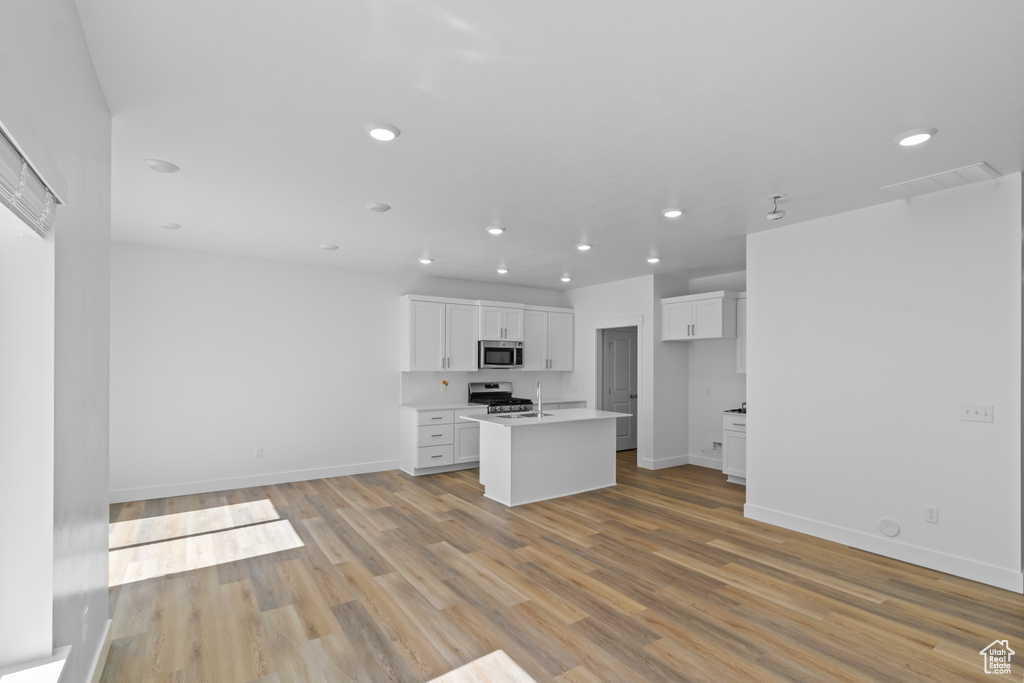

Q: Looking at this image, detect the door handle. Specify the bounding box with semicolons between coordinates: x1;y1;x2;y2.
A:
630;394;637;399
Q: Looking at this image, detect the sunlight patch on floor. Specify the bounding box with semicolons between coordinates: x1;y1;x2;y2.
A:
109;498;280;548
108;500;303;586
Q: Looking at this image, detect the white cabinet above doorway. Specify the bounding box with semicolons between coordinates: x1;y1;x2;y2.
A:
661;291;738;341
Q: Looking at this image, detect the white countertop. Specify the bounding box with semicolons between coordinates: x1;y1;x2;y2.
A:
401;402;478;411
459;408;630;427
402;397;587;411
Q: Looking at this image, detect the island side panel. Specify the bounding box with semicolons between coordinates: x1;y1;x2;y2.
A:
479;421;514;506
508;418;617;506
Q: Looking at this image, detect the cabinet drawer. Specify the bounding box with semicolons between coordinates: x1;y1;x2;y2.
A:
418;424;454;445
723;415;746;433
418;410;454;426
417;445;454;467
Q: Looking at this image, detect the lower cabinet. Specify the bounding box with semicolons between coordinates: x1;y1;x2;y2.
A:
454;422;481;464
722;414;747;485
400;406;484;475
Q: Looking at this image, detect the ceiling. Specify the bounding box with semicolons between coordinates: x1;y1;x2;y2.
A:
74;0;1024;290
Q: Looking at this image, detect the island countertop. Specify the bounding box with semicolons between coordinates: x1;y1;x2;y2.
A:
459;408;630;427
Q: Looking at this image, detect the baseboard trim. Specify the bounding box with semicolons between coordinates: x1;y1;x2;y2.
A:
110;460;401;503
638;454;688;470
745;503;1024;593
88;619;112;683
686;452;722;470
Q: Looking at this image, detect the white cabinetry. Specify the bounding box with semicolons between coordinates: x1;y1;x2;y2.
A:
523;308;574;371
400;405;486;474
722;413;746;485
400;296;479;372
478;302;525;341
736;292;746;374
661;291;737;341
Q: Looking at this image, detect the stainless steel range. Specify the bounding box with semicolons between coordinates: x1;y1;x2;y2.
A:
467;381;534;414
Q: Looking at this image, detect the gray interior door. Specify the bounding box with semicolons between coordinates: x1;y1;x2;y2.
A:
603;328;638;450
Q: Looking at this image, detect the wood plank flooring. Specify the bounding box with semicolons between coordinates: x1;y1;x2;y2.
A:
102;453;1024;682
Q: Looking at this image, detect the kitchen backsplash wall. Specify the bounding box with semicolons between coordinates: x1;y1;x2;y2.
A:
401;370;575;406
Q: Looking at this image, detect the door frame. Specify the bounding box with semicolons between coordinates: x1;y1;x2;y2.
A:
594;315;644;467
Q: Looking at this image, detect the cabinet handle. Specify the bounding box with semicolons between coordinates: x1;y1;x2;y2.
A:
431;416;443;420
431;454;443;458
431;433;443;437
732;423;744;427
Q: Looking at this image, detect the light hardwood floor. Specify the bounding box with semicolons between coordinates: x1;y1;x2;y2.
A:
102;453;1023;682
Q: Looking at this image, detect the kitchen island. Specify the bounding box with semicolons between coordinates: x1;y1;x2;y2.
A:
459;408;631;506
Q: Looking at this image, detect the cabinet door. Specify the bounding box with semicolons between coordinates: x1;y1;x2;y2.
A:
691;297;723;339
723;432;747;477
547;312;574;370
479;306;504;340
661;301;693;340
503;308;524;341
409;299;446;371
736;297;746;374
521;309;548;371
445;304;479;371
454;422;480;463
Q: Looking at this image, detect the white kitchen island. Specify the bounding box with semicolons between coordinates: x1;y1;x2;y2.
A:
459;409;631;506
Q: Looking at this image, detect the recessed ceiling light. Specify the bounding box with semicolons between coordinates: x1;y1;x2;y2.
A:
145;159;180;173
320;244;339;251
366;123;401;141
419;258;433;264
496;267;509;274
894;128;936;147
487;226;505;235
159;222;181;230
561;276;571;282
647;257;660;264
576;243;592;251
367;203;391;212
662;209;683;219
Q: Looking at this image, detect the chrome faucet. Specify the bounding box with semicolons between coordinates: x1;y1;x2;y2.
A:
536;382;543;417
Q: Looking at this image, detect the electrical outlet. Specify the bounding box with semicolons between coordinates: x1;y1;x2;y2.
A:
925;506;938;524
712;441;722;450
961;404;993;422
255;447;264;459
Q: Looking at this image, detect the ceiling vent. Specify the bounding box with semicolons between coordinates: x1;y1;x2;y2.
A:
880;162;1000;198
0;128;60;239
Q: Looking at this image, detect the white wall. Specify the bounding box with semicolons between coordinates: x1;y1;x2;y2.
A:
567;274;689;468
687;271;747;466
0;0;112;678
746;175;1022;592
0;208;55;667
109;243;571;501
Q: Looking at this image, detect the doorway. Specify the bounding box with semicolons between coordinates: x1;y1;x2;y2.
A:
600;327;638;451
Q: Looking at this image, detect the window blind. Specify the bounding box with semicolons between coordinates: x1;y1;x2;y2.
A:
0;128;58;239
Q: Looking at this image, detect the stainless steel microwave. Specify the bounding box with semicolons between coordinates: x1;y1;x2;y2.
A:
479;340;523;369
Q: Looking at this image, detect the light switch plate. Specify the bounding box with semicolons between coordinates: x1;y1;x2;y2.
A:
961;404;994;422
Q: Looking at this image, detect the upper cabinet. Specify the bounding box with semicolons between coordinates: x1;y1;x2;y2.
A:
478;302;525;341
661;291;738;341
736;292;747;374
523;308;573;371
400;295;479;372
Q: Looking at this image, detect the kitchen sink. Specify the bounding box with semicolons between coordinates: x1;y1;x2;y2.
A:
494;412;553;419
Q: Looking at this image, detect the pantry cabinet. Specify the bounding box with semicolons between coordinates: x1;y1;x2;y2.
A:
661;291;738;341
